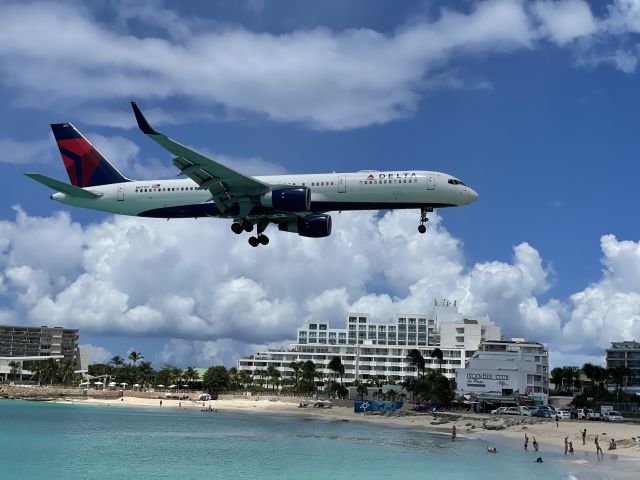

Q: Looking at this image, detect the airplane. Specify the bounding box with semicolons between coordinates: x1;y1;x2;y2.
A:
26;102;478;247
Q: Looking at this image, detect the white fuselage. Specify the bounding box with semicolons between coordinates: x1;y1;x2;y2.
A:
51;170;477;218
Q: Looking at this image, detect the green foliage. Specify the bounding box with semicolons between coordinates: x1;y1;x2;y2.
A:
324;379;348;399
405;370;455;404
327;357;345;384
406;349;425;377
431;348;444;373
203;366;230;394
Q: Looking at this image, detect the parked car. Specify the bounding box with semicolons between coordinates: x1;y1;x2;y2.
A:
518;406;532;416
503;407;522;415
587;410;602;421
490;407;508;415
558;410;571;419
603;411;624;422
531;405;555;418
577;408;589;420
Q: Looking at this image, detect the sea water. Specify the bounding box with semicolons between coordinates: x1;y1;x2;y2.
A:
0;401;615;480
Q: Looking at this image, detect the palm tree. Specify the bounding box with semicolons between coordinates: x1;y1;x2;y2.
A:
8;360;21;382
29;362;45;386
431;348;444;374
327;357;345;384
581;363;596;385
183;366;198;388
110;355;125;370
128;351;143;367
172;367;184;391
288;361;304;389
238;370;252;391
60;360;76;385
407;349;426;377
43;358;59;385
137;361;154;387
266;365;280;392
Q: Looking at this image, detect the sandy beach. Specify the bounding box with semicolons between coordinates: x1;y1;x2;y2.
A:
68;395;640;461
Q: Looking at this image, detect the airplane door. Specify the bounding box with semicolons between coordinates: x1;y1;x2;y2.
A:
338;175;346;193
426;175;435;190
117;185;125;201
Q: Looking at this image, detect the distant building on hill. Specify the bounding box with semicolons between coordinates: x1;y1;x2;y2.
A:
236;301;501;386
455;338;549;404
0;324;87;381
606;340;640;386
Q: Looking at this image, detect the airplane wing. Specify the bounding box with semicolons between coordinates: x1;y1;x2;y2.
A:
131;102;270;213
24;173;102;199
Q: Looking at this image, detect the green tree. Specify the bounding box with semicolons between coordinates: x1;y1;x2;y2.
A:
128;351;143;367
238;370;252;390
266;365;280;392
550;367;564;394
29;362;45;386
406;349;426;377
155;365;175;387
355;380;368;400
43;358;60;385
8;360;22;382
110;356;125;370
137;361;154;387
183;366;198;388
300;360;318;393
203;366;230;394
288;361;304;389
431;348;444;374
59;360;76;385
327;357;345;384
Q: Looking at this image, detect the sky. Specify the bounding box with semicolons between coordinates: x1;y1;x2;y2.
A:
0;0;639;369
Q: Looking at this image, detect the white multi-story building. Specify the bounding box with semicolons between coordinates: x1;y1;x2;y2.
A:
455;338;549;403
237;302;501;385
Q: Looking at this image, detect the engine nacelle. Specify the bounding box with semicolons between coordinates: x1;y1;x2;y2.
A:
279;214;332;238
261;187;310;212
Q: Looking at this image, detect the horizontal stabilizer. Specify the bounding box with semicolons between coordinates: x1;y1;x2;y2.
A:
24;173;102;199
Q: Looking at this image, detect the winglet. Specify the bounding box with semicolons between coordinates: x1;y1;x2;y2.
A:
131;101;160;135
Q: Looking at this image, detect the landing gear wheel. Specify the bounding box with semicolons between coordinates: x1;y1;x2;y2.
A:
248;237;259;247
259;235;269;245
231;223;243;234
418;224;426;234
242;220;254;232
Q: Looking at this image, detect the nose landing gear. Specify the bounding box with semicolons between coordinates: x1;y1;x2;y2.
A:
418;207;431;234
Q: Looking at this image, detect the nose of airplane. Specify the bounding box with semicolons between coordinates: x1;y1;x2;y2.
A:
466;187;479;204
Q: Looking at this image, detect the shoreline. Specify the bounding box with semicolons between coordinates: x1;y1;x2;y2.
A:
38;395;640;459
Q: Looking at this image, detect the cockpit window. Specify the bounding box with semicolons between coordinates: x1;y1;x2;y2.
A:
448;178;466;186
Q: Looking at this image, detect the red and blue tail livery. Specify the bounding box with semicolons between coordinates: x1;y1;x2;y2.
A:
50;123;129;187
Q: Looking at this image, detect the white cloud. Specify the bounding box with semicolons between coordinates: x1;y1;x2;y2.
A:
80;343;113;364
0;136;55;164
531;0;597;46
1;0;637;130
2;206;638;367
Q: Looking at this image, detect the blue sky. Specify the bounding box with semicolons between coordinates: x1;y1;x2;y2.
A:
1;0;639;368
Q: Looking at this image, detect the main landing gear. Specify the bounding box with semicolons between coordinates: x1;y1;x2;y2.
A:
418;207;431;234
232;219;269;247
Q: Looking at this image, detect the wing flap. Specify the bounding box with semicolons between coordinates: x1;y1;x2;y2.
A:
25;173;102;199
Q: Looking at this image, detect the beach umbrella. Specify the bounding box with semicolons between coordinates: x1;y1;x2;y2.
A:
133;383;140;388
108;381;117;386
168;384;177;388
120;382;128;386
157;384;165;388
94;381;103;385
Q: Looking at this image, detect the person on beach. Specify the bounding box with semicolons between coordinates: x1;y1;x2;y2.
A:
569;442;574;454
564;436;569;455
556;413;559;428
452;425;457;442
524;433;529;451
608;439;616;450
487;447;497;453
160;399;162;407
581;428;587;445
535;457;543;463
595;435;603;455
533;437;538;452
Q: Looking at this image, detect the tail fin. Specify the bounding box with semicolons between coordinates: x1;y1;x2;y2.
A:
51;123;130;187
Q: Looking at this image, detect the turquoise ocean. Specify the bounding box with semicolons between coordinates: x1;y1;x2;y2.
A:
0;400;627;480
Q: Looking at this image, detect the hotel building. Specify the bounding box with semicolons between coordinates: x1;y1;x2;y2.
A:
606;340;640;386
455;338;550;403
237;301;501;384
0;324;87;381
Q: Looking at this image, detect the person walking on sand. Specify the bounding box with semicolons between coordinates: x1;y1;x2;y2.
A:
564;436;569;455
581;428;587;445
160;399;162;407
569;441;574;454
595;435;603;456
524;433;529;451
451;425;457;442
556;413;559;428
533;437;538;452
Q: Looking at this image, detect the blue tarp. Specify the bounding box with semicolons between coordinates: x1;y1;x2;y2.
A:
354;400;403;413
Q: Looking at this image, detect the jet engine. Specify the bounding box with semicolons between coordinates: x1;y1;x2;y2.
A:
278;214;332;238
260;187;311;212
